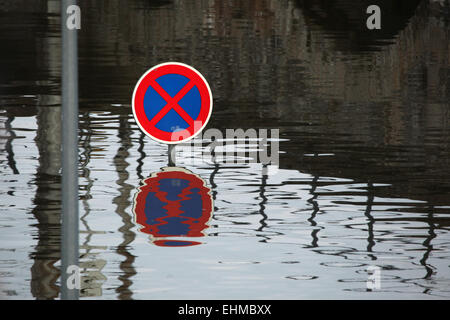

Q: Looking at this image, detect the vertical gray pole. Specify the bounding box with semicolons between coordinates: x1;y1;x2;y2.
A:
168;145;176;167
61;0;79;300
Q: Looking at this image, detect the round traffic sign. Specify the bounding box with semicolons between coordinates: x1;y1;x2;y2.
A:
132;167;213;247
132;62;213;144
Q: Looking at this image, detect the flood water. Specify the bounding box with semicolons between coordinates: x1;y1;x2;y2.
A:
1;0;450;299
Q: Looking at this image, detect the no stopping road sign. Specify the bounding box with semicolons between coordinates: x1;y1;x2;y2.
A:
132;62;213;144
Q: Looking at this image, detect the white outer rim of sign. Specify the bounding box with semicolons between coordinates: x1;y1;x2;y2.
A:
131;62;213;145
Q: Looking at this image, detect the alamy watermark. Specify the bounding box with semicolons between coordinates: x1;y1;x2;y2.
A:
66;5;81;30
366;5;381;30
65;4;381;31
65;265;81;290
168;122;280;175
366;266;381;290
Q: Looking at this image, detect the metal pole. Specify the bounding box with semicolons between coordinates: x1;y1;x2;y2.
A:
61;0;79;300
168;144;176;167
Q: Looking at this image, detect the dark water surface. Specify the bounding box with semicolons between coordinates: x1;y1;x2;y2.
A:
1;0;450;299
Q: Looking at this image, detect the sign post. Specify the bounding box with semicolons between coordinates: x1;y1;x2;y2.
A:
132;62;213;146
168;144;176;167
61;0;80;300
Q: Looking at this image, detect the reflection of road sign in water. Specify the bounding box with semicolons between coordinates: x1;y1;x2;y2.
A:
132;62;213;144
132;167;213;247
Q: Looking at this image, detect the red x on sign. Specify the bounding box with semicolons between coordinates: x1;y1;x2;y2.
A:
148;79;196;127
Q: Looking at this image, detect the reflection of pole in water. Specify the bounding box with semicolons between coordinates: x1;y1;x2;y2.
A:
61;0;79;300
257;164;268;233
136;132;146;181
364;182;376;261
420;204;436;280
208;143;219;201
4;116;19;174
307;175;320;248
113;115;136;299
207;144;220;237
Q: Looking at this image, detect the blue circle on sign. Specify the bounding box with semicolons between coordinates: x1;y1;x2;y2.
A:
143;74;202;132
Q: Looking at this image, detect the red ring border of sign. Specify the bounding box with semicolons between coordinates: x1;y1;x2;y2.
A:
132;62;213;144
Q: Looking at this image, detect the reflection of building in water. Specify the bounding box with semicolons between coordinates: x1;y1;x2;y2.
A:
30;93;61;300
133;167;213;247
76;1;450;195
27;0;62;299
79;112;107;298
77;0;448;103
297;0;423;51
0;0;64;300
0;0;447;297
